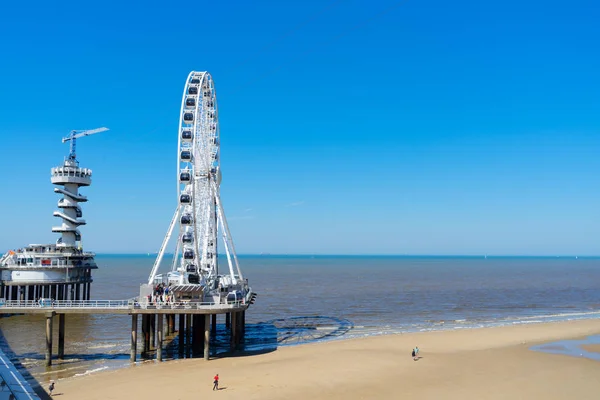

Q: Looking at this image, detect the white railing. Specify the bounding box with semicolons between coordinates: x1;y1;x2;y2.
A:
0;299;131;309
134;300;246;310
0;298;248;311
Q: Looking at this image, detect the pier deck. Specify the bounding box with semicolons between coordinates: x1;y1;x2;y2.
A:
0;299;249;315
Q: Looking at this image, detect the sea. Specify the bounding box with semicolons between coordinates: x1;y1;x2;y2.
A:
1;255;599;385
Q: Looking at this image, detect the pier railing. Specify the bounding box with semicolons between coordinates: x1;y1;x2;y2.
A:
0;299;131;309
0;298;247;311
135;300;246;310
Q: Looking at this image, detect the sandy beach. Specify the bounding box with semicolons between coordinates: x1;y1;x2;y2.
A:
50;319;600;399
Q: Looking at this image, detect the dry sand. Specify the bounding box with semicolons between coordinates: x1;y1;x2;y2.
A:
54;319;600;400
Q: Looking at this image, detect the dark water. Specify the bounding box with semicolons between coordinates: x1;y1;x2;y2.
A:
1;255;599;385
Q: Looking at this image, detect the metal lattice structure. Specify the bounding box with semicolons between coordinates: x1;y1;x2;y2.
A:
148;72;246;300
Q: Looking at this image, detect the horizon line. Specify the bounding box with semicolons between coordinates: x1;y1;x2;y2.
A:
93;253;600;258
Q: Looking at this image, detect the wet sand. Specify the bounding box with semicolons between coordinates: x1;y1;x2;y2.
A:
581;344;600;353
54;319;600;400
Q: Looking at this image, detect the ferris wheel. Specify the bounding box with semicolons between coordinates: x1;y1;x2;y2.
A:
148;71;243;290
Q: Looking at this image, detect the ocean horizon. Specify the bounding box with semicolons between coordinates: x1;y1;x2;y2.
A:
94;253;600;258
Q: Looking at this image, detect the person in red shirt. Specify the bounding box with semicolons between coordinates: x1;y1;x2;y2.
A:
213;374;219;391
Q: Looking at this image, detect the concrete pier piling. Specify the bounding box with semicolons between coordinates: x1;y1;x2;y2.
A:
241;310;246;339
226;312;231;329
212;314;217;336
204;314;211;360
156;314;163;362
149;314;156;349
45;312;54;366
229;311;245;350
230;312;237;351
192;315;204;356
58;314;65;360
141;315;149;353
169;314;175;335
185;314;192;358
178;314;185;357
130;314;138;362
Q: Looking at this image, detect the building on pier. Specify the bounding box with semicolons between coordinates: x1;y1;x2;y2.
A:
0;128;108;301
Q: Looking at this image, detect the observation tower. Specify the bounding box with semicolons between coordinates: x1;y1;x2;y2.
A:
0;128;108;301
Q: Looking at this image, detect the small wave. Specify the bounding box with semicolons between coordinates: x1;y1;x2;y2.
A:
73;366;109;378
86;344;118;350
512;320;543;324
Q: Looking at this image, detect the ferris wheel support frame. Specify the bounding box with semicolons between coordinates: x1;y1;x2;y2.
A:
148;206;181;285
213;184;244;281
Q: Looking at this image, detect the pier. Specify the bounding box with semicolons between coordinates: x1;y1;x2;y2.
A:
0;73;258;377
0;296;255;366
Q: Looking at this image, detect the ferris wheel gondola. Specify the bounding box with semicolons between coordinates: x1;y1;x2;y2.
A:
148;72;246;301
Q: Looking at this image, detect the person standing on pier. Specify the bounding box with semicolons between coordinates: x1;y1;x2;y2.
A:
213;374;219;390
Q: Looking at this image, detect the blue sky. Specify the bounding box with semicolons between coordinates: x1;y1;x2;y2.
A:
0;0;598;255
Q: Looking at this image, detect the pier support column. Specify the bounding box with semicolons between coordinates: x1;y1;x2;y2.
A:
149;314;156;349
242;311;246;340
225;313;231;329
167;315;173;335
82;283;87;301
192;315;204;356
212;314;217;336
45;312;55;366
178;314;185;358
86;282;91;300
58;314;65;360
130;314;138;362
236;312;241;346
185;314;192;358
75;284;81;301
230;312;237;351
204;314;211;360
141;315;149;353
156;314;163;362
169;314;175;335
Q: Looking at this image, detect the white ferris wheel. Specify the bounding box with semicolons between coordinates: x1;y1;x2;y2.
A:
148;71;244;292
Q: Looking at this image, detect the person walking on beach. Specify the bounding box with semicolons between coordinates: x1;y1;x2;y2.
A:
412;346;420;360
49;380;55;396
213;374;219;391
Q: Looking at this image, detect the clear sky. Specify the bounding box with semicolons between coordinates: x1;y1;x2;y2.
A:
0;0;598;255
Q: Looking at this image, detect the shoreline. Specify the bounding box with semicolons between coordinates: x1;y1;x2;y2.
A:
9;312;600;385
52;318;600;399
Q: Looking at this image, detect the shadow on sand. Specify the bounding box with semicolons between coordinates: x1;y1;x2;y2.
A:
0;314;356;398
